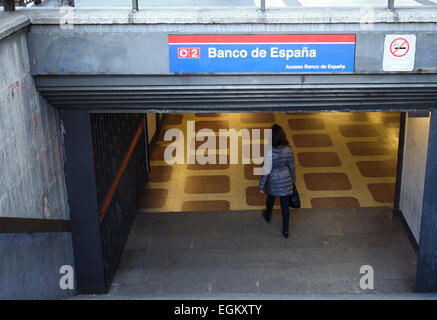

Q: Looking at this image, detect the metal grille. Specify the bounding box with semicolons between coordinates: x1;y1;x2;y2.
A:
90;113;147;287
37;75;437;112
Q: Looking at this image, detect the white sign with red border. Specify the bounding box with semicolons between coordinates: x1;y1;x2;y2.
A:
383;34;416;71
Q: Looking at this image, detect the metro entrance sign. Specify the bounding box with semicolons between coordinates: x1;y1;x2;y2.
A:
168;34;356;73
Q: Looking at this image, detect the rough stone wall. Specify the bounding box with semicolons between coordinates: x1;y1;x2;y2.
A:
0;28;75;299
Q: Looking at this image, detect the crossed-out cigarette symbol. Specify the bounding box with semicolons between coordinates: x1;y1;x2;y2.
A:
390;38;409;57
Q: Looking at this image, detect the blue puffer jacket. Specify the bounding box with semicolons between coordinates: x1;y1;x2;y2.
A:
258;144;296;197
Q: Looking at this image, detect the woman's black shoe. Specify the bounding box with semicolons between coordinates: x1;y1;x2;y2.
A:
262;210;271;223
282;231;289;238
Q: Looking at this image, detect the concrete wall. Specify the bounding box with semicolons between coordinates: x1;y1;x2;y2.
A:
399;114;431;244
0;28;75;299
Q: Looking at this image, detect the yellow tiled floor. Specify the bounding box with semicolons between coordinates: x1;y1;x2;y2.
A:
140;112;400;212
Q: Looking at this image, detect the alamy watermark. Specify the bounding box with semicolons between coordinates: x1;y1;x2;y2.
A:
359;265;374;290
59;265;74;290
163;121;273;176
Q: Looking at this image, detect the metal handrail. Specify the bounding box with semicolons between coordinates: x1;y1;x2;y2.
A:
127;0;396;12
132;0;138;11
0;0;409;14
98;120;145;222
388;0;395;9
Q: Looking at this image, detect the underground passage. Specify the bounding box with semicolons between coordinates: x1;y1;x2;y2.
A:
62;110;426;297
143;112;401;212
2;2;437;300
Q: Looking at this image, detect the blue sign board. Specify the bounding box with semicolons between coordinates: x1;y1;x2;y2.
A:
169;34;356;73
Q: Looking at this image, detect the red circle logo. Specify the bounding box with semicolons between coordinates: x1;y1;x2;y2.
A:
389;38;410;57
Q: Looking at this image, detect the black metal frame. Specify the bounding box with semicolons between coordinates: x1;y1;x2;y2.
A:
91;113;147;289
61;110;148;293
394;112;406;218
60;109;107;294
416;109;437;292
145;114;150;174
0;217;70;233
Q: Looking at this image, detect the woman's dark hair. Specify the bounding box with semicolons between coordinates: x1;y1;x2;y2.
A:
271;124;289;148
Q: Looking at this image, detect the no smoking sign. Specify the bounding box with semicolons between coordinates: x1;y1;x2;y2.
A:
390;38;409;57
383;34;416;71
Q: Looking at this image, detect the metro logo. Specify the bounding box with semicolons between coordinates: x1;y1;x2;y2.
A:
178;48;200;59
